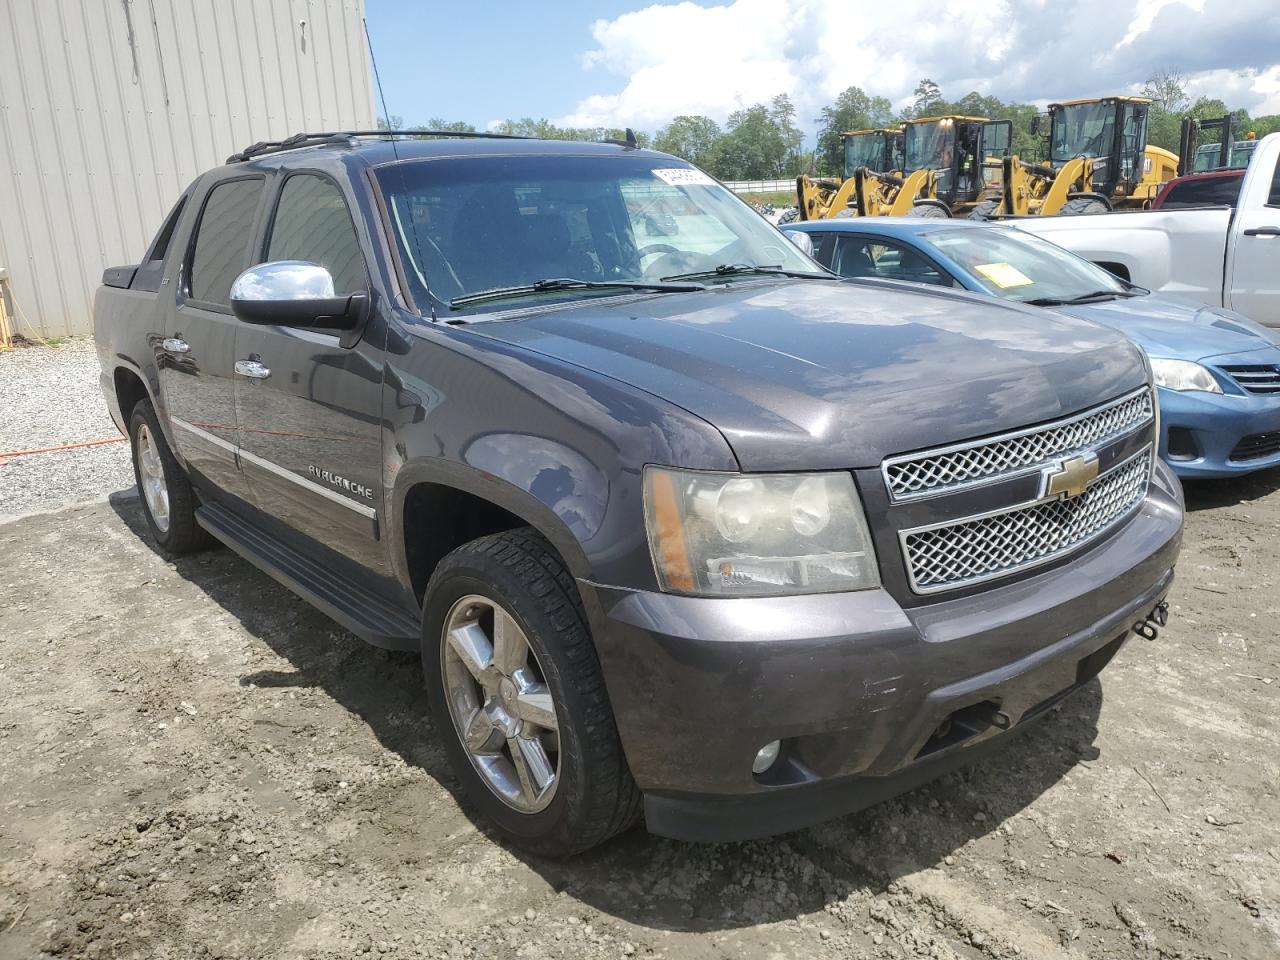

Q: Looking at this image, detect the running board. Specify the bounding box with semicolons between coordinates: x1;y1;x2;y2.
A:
196;502;420;651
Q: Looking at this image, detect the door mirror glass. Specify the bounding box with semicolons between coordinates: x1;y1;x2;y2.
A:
230;261;367;329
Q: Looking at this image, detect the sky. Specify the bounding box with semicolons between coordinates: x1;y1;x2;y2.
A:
363;0;1280;141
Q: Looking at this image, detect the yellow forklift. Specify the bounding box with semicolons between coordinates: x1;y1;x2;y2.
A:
794;127;904;221
993;96;1178;217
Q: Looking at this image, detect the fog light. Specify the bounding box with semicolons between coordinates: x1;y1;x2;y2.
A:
752;740;781;774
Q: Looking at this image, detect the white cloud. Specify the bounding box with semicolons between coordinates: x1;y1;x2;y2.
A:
555;0;1280;135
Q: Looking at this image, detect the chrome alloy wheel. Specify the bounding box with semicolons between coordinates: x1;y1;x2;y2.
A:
441;595;560;813
135;423;170;533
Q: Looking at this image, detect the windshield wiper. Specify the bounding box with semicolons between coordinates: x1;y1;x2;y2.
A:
450;277;705;309
1024;289;1137;307
660;263;831;282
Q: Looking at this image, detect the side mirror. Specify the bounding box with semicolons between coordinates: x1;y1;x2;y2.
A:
1030;114;1043;136
230;261;367;330
785;230;815;258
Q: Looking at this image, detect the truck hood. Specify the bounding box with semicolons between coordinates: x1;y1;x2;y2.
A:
468;280;1148;471
1055;292;1280;362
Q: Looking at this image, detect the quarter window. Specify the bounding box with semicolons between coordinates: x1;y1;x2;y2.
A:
266;175;366;295
189;178;264;306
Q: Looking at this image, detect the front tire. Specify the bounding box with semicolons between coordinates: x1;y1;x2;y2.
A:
1060;196;1110;216
128;400;210;554
968;199;1000;220
908;201;951;218
422;529;640;856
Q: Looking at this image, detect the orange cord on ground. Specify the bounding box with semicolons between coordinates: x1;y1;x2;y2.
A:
0;436;126;466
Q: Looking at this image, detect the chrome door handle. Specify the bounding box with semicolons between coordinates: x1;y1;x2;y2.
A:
1243;226;1280;237
234;359;271;379
162;337;190;353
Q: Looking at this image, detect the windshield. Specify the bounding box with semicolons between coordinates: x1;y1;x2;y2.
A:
904;121;954;172
844;133;887;176
374;155;814;314
1050;102;1116;162
927;226;1128;303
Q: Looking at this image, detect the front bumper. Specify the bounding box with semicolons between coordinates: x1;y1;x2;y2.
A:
1159;368;1280;479
584;460;1183;842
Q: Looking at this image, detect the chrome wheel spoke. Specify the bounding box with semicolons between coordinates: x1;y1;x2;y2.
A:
446;622;496;686
135;425;171;533
512;672;557;731
464;704;505;754
508;734;555;803
491;609;528;675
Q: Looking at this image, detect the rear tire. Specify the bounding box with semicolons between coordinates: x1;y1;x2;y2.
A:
128;400;211;555
1060;196;1110;216
422;528;641;857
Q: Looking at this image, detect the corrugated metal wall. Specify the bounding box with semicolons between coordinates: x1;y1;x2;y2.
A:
0;0;376;337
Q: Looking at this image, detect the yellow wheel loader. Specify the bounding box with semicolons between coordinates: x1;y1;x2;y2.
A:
795;127;903;221
995;97;1178;217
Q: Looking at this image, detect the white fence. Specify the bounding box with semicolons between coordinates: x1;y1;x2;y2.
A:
722;179;794;195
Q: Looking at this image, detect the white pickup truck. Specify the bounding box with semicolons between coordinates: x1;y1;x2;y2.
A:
1016;132;1280;327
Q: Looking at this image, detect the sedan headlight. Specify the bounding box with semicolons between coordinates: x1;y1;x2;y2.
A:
643;467;880;597
1150;358;1222;394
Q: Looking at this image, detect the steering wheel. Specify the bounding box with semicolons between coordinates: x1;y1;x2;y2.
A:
638;243;681;259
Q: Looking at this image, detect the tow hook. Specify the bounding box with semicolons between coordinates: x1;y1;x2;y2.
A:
1132;600;1170;640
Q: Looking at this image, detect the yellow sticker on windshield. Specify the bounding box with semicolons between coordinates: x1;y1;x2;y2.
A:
974;261;1034;289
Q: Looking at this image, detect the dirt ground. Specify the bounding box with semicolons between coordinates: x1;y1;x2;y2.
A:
1;472;1278;960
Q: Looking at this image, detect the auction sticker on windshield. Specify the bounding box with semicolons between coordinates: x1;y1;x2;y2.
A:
653;168;716;187
974;261;1034;289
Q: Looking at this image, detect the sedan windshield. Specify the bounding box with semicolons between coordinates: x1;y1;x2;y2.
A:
926;226;1131;304
374;154;817;314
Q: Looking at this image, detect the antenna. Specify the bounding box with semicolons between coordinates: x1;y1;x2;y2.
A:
363;17;397;143
362;17;438;321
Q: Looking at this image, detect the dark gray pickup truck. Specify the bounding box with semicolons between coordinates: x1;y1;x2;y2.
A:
94;132;1183;856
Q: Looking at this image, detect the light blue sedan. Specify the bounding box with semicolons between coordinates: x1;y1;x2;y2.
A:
783;218;1280;480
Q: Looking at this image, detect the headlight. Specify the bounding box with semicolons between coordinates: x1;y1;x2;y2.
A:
643;467;880;597
1149;358;1222;393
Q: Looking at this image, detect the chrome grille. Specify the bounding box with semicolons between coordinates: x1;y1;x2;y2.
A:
901;448;1152;594
883;388;1153;501
1220;364;1280;395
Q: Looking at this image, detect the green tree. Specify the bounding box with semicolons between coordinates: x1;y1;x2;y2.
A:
815;85;895;175
768;94;806;175
653;115;722;168
711;103;790;179
910;78;943;118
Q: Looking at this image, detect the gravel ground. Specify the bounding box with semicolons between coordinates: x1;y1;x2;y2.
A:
0;340;134;517
1;474;1278;959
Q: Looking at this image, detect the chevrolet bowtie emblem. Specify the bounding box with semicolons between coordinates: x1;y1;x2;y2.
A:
1041;452;1099;500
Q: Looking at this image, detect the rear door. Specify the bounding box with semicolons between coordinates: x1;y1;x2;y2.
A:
232;170;389;571
1226;138;1280;326
160;175;266;500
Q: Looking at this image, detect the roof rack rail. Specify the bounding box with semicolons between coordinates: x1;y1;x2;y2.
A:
225;129;533;163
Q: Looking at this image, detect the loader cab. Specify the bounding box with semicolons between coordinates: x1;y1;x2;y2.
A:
842;128;905;178
904;116;1012;207
1048;97;1151;198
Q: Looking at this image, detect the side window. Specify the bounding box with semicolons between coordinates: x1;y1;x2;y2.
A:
189;178;265;306
833;237;949;286
1163;177;1242;209
1268;157;1280;207
266;174;366;295
145;197;187;263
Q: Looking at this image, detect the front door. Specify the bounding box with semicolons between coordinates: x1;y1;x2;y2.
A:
232;172;388;572
161;175;266;502
1227;148;1280;326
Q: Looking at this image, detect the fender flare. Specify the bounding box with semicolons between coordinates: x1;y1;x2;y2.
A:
388;457;595;591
